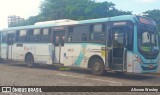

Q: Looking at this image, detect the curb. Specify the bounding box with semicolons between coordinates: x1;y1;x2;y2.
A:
149;73;160;75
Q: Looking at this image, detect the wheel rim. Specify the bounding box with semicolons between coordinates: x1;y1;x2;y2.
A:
94;62;102;72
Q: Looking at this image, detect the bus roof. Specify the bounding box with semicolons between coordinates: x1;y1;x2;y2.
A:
2;15;139;31
79;15;137;24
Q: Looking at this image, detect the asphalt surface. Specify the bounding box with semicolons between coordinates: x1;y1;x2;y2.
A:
0;61;160;95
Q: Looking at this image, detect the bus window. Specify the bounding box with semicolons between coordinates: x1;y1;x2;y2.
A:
112;27;125;48
20;30;27;36
27;29;34;42
34;29;41;42
127;27;133;51
93;24;103;33
7;33;14;45
41;28;51;43
54;31;65;46
138;28;158;53
108;26;133;51
55;36;59;46
2;32;7;43
43;28;49;35
82;34;87;41
67;27;73;42
90;24;105;41
15;31;20;42
114;29;124;45
72;25;89;42
19;30;27;42
34;29;40;35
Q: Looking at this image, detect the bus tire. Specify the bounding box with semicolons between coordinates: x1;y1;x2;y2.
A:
26;54;34;67
91;58;105;76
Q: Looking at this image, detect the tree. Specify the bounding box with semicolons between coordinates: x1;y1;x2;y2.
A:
40;0;132;20
143;9;160;31
143;9;160;48
8;15;39;27
143;9;160;24
9;0;132;27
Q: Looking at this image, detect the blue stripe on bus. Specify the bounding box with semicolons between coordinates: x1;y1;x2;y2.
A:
74;43;87;66
65;43;105;46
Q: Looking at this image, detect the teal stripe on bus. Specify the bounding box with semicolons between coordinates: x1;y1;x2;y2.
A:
74;43;87;66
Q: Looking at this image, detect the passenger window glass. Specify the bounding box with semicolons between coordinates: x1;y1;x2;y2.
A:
34;29;40;35
43;28;49;35
20;30;27;36
108;26;133;51
82;34;87;41
93;24;102;33
68;27;73;42
41;28;51;43
19;30;27;42
90;24;105;42
2;32;7;43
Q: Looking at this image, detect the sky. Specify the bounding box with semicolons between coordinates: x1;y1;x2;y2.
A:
101;0;160;14
0;0;41;28
0;0;160;28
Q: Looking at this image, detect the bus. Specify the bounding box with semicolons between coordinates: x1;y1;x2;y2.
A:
0;15;159;75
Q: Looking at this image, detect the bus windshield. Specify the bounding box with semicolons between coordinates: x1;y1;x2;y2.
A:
138;26;159;57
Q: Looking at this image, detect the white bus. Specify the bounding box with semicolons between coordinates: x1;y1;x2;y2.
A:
0;15;159;75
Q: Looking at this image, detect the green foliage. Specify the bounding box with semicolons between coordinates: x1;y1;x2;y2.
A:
8;15;40;27
143;9;160;32
40;0;132;20
143;9;160;25
9;0;132;27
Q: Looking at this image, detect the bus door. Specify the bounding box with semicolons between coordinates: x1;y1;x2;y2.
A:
109;27;127;71
53;30;65;63
7;33;14;60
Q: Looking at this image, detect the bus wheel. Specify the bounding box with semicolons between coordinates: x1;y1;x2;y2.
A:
91;58;105;76
26;55;34;67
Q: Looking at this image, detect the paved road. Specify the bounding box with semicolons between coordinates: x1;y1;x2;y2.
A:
0;61;160;95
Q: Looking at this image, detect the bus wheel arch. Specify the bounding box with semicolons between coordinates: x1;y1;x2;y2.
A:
25;52;34;67
88;55;105;75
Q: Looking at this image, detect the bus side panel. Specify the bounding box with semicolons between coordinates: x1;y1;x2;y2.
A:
63;43;105;68
13;44;26;61
13;43;35;62
63;44;81;67
34;43;53;65
60;47;64;63
1;43;7;59
84;44;106;68
132;53;144;73
126;51;133;72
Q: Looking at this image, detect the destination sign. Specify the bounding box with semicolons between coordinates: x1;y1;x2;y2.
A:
137;16;156;26
113;22;127;26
